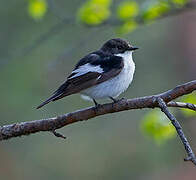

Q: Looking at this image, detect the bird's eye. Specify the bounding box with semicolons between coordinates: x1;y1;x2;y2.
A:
117;46;123;50
117;46;126;53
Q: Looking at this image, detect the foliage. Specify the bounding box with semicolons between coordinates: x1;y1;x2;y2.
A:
116;1;139;35
78;0;112;25
141;109;176;145
28;0;47;20
116;20;138;35
27;0;189;36
172;0;188;7
117;1;139;20
116;0;188;34
141;1;171;22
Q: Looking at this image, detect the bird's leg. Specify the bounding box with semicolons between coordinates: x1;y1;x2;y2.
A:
109;96;118;103
93;99;101;108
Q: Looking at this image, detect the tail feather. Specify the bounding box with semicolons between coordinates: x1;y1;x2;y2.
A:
36;82;69;109
36;93;63;109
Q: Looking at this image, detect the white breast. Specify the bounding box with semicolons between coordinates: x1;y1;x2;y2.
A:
82;51;135;100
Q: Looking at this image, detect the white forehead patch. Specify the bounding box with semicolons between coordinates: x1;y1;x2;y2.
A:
69;63;103;79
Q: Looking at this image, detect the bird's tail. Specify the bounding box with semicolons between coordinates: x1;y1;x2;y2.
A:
36;92;63;109
36;82;69;109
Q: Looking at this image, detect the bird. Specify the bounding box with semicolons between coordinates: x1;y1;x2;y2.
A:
37;38;138;109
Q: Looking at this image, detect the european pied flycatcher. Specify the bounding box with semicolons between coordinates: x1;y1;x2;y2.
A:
37;38;138;109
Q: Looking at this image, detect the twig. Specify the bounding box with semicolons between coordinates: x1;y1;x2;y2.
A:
1;1;196;69
51;130;66;139
167;101;196;111
157;97;196;166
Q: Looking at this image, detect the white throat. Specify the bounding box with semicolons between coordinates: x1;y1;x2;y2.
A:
115;51;133;62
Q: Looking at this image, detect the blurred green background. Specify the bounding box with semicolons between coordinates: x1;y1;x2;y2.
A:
0;0;196;179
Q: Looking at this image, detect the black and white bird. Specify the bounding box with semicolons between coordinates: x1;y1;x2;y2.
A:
37;38;138;109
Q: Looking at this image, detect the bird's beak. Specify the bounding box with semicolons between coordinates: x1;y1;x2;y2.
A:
128;46;139;51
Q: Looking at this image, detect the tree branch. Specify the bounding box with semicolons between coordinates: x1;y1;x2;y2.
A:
157;97;196;166
167;101;196;111
0;80;195;140
0;80;196;164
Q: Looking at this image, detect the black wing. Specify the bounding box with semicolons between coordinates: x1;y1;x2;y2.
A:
37;51;124;109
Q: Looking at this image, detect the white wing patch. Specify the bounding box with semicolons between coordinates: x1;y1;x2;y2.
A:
68;63;103;79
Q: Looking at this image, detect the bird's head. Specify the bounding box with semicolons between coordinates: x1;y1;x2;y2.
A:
101;38;138;55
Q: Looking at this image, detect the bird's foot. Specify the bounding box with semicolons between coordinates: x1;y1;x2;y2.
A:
119;97;127;101
93;99;101;109
109;97;126;103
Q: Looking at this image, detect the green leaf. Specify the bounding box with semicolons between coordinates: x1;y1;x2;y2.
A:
180;92;196;117
117;1;139;20
116;20;138;35
141;109;176;145
78;0;112;25
91;0;111;6
28;0;47;21
171;0;188;7
142;1;170;22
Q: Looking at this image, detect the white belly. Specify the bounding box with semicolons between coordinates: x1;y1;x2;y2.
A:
82;52;135;99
